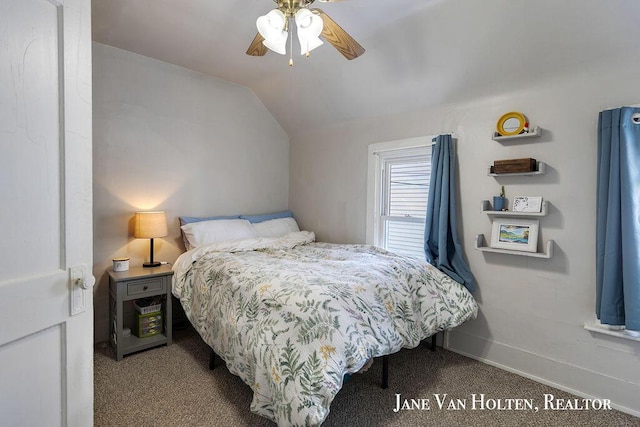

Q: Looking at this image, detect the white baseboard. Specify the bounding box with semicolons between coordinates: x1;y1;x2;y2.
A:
444;330;640;418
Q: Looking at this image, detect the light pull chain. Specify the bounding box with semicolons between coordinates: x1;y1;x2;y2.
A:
289;20;293;67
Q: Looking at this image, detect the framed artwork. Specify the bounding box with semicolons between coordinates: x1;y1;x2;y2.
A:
490;218;539;253
512;196;543;213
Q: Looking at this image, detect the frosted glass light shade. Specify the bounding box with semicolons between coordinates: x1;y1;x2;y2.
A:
134;211;168;238
295;8;323;55
257;9;288;55
263;37;287;55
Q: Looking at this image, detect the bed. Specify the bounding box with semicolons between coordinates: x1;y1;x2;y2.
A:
172;214;478;426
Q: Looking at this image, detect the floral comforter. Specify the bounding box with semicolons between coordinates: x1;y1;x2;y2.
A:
172;231;477;426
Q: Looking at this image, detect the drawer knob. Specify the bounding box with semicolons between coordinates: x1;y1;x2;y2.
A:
143;285;148;291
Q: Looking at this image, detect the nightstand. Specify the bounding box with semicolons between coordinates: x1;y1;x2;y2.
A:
108;265;173;361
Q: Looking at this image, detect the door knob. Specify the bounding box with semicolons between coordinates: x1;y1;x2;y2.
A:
79;275;96;290
71;266;95;290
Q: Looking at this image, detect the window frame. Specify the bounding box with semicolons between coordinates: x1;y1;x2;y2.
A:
366;136;435;253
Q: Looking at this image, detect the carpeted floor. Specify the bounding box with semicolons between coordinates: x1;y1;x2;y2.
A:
94;327;639;426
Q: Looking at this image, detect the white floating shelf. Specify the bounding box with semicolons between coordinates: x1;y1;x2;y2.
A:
488;161;546;177
584;322;640;342
474;234;554;259
481;200;549;216
492;126;542;142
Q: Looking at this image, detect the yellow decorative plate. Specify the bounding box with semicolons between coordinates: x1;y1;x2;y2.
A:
496;112;527;136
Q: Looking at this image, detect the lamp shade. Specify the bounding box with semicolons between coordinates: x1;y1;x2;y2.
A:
134;211;168;239
257;9;288;55
295;8;323;55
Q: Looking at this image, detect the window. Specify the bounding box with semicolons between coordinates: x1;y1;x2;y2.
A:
381;153;431;257
366;137;433;259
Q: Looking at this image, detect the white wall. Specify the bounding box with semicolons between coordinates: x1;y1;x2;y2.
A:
289;62;640;415
92;43;289;342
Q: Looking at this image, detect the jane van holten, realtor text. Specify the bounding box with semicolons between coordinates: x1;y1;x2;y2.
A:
393;393;612;413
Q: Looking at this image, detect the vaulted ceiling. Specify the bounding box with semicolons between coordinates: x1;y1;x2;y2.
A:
92;0;640;136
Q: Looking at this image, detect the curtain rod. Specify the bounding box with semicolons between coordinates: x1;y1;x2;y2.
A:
604;103;640;110
370;133;458;156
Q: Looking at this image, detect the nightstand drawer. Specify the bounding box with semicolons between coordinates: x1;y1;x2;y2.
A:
127;278;165;296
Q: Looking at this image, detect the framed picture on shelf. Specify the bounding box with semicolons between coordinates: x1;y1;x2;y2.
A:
490;218;539;253
512;196;543;213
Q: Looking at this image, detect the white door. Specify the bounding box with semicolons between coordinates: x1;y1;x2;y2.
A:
0;0;93;425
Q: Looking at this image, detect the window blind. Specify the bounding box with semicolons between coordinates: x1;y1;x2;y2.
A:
380;153;431;258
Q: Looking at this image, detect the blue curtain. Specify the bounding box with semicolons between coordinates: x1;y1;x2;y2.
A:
596;107;640;331
424;134;476;292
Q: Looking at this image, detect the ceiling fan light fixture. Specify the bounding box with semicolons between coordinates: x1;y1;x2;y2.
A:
263;37;288;56
295;8;323;56
257;9;288;55
247;2;364;62
298;36;323;57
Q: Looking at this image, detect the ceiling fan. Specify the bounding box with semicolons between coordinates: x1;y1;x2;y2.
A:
246;0;365;63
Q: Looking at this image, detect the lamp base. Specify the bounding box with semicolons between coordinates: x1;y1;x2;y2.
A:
142;261;161;268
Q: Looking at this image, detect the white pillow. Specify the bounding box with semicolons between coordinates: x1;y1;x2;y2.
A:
181;219;258;249
251;217;300;238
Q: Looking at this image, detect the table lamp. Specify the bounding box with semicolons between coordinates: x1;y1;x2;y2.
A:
134;211;168;268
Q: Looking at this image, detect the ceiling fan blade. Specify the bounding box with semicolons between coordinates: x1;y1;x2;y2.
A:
246;32;268;56
313;9;365;60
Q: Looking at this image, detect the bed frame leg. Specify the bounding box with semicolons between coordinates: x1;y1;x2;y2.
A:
209;348;217;370
381;355;389;389
379;335;435;389
423;333;437;351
